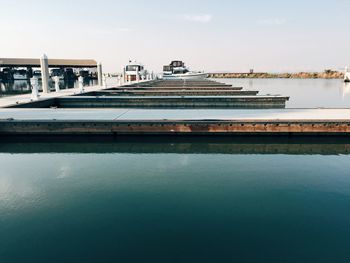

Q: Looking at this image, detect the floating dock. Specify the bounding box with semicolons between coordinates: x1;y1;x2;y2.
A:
0;109;350;136
80;90;259;96
4;79;289;109
122;80;235;88
8;95;288;109
1;79;349;136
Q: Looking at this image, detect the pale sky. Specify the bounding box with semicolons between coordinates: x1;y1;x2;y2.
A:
1;0;349;73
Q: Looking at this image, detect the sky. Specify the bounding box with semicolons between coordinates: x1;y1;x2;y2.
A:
0;0;350;73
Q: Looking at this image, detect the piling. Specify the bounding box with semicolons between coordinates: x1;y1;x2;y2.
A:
103;74;107;88
40;54;50;93
97;63;103;86
136;67;140;82
30;77;39;100
54;76;60;92
78;76;84;93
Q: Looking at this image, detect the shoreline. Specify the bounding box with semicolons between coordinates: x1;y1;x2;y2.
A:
208;71;344;79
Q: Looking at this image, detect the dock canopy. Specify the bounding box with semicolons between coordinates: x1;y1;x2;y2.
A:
0;58;98;68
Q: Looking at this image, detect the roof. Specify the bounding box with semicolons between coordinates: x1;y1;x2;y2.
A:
0;58;98;68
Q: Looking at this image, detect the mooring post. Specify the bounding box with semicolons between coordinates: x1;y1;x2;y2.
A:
78;76;84;93
30;76;39;100
136;67;140;83
97;62;103;87
40;54;50;93
103;74;107;88
54;76;60;92
123;67;126;83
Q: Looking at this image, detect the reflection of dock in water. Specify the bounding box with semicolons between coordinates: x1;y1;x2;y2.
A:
1;138;350;155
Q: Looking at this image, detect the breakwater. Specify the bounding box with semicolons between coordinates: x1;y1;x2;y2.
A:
209;71;344;79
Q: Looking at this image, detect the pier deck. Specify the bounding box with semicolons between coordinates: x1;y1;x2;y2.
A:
82;90;258;96
0;84;105;108
1;108;350;136
1;79;346;136
107;86;244;91
8;95;287;109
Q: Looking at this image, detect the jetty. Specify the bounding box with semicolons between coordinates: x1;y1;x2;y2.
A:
0;78;350;136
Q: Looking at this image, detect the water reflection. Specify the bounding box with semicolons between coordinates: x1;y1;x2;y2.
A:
1;140;350;263
222;79;350;108
0;78;98;97
1;137;350;155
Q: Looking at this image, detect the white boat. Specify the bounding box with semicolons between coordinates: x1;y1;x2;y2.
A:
50;68;65;80
33;70;42;80
162;61;207;80
345;67;350;83
13;69;28;80
123;61;148;82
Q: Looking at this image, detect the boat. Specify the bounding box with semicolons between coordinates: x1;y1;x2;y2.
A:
13;69;28;80
50;68;65;80
162;60;207;80
1;68;13;82
345;67;350;83
123;61;147;82
64;68;77;81
33;70;42;80
79;69;91;79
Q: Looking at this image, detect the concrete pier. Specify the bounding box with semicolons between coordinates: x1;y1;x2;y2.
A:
0;109;350;136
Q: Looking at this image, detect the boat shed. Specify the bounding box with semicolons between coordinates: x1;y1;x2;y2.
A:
0;58;98;68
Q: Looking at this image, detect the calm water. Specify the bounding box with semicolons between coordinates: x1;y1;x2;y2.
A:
1;79;350;262
221;78;350;108
0;140;350;263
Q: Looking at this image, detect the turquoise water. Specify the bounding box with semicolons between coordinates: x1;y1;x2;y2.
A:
1;141;350;262
1;78;350;262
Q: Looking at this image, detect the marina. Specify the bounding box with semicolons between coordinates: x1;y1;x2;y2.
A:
1;76;350;136
2;2;350;263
